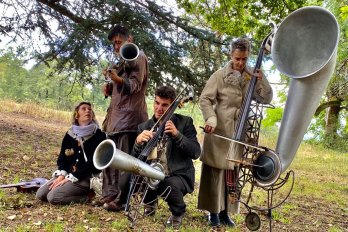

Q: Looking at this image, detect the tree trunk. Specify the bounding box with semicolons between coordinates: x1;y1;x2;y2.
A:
324;103;341;137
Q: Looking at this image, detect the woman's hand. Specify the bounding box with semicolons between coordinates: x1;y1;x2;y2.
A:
204;125;215;134
245;68;264;80
49;176;69;190
204;116;216;134
253;69;263;80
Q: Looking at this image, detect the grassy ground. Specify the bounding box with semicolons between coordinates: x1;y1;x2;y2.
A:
0;100;347;232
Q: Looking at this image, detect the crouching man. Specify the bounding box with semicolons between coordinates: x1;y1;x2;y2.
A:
132;85;201;229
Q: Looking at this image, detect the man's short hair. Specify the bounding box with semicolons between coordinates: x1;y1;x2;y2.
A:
155;85;176;101
108;25;130;41
231;38;250;52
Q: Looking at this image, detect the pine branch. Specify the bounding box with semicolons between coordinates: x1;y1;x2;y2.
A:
135;0;226;45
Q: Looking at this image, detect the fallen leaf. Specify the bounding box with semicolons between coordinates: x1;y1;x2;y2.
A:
33;221;42;226
22;155;30;161
7;215;16;220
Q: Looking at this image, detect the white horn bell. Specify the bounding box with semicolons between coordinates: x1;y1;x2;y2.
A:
93;139;165;181
271;6;339;172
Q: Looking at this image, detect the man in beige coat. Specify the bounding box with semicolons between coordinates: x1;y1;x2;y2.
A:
197;38;273;228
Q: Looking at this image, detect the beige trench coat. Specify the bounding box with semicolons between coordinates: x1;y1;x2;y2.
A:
197;61;273;214
199;61;273;170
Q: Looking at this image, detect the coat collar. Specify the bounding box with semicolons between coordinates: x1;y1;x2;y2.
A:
222;61;252;87
222;61;252;78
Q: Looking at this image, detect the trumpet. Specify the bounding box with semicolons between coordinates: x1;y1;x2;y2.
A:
120;42;140;68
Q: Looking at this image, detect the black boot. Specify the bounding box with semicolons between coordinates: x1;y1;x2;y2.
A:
219;210;235;227
209;212;220;227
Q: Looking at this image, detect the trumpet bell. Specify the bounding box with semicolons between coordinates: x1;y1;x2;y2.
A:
120;43;140;68
93;139;116;170
93;139;165;181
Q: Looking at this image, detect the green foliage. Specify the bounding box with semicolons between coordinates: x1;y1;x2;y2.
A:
44;222;65;231
176;0;307;41
262;107;283;129
272;210;290;224
319;0;348;145
321;129;348;152
328;226;344;232
0;0;223;94
307;109;348;151
0;190;6;209
11;225;33;232
111;218;129;230
0;50;109;112
341;5;348;20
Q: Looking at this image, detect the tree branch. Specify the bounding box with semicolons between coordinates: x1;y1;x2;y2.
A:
36;0;84;23
315;99;343;116
135;0;226;45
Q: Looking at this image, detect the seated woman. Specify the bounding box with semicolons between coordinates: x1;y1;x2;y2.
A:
36;101;106;204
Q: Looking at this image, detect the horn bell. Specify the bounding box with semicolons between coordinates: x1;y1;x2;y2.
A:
93;139;165;181
120;42;139;68
271;6;339;172
253;149;282;187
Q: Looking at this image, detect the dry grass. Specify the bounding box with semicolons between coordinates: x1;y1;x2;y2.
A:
0;99;105;125
0;100;347;232
0;99;71;124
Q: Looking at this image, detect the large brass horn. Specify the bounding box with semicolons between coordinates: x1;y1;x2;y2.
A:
93;139;165;181
272;6;339;173
120;42;139;68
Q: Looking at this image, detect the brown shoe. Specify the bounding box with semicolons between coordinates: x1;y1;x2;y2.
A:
103;201;124;212
91;196;115;207
166;214;183;229
87;190;96;203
